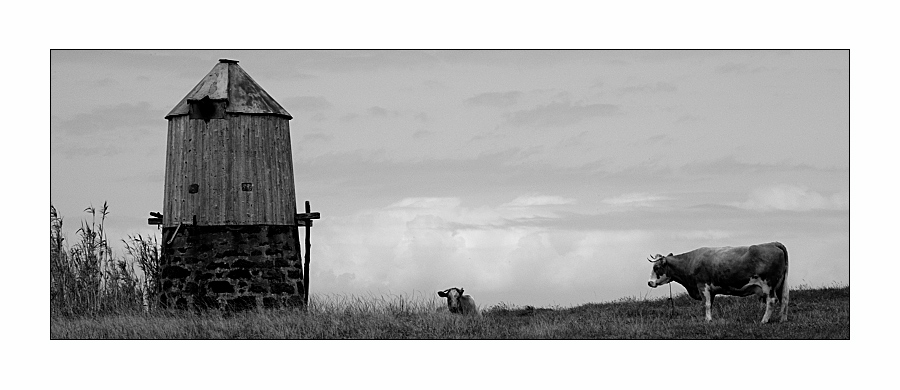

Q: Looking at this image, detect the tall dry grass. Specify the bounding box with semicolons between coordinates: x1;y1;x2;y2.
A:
50;203;160;317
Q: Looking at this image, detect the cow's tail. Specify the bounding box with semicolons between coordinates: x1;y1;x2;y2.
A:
774;242;789;321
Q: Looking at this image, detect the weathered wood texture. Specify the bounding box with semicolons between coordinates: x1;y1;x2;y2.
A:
166;61;291;119
162;114;297;227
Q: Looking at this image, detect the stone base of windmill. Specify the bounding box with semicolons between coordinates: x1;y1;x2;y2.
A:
158;225;306;311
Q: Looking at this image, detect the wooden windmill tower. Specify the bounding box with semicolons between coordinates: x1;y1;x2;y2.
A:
150;59;318;310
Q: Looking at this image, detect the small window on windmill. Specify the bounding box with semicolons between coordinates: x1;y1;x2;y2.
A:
189;96;226;122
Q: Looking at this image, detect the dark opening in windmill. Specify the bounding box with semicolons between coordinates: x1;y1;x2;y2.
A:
189;96;226;122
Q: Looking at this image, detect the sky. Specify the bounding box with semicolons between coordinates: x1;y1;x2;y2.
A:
50;49;849;307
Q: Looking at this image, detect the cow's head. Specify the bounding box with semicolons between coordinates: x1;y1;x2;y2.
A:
647;253;674;288
438;287;464;313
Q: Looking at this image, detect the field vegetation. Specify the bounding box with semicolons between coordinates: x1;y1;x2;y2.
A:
51;285;849;339
50;204;849;339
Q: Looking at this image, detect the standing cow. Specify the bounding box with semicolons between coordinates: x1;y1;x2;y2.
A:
647;242;789;323
437;287;481;316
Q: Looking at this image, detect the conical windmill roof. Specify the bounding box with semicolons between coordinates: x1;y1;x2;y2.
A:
165;59;292;119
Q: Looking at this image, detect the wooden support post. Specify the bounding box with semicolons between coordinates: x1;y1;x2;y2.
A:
295;202;320;310
303;201;312;308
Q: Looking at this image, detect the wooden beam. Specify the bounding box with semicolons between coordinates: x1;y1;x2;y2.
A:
148;217;162;225
296;212;320;221
303;201;312;308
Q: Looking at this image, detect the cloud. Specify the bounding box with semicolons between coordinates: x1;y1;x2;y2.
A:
465;91;523;107
294;148;604;204
506;101;620;127
673;230;734;241
602;192;670;208
412;129;432;138
735;185;849;211
282;96;333;112
388;197;462;210
309;195;670;305
96;78;119;87
298;50;443;72
629;134;674;147
617;82;677;95
680;156;843;176
339;113;360;122
306;193;819;306
53;102;164;136
52;102;166;158
302;132;333;143
715;62;774;74
674;114;702;125
368;106;401;117
502;195;576;207
52;50;209;76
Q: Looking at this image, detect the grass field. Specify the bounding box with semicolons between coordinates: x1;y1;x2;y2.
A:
50;284;848;339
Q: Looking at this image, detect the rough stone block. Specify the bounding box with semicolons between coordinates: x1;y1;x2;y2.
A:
208;280;235;293
226;269;253;279
162;266;191;279
220;249;248;258
263;269;285;281
232;259;255;268
271;282;295;294
265;248;282;256
274;258;291;267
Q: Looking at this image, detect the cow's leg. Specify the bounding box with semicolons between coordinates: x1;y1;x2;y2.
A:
777;279;789;323
702;284;713;322
760;282;775;324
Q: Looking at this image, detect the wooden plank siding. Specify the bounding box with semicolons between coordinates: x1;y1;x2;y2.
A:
162;115;297;227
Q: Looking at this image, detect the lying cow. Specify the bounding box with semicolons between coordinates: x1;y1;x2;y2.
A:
437;287;480;316
647;242;789;323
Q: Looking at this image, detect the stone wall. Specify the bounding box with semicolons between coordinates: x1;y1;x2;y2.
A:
159;224;305;311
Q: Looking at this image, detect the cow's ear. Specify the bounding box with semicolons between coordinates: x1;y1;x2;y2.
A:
459;288;464;295
667;253;673;257
438;290;447;297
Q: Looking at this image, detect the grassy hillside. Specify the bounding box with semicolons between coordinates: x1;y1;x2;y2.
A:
50;285;849;339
